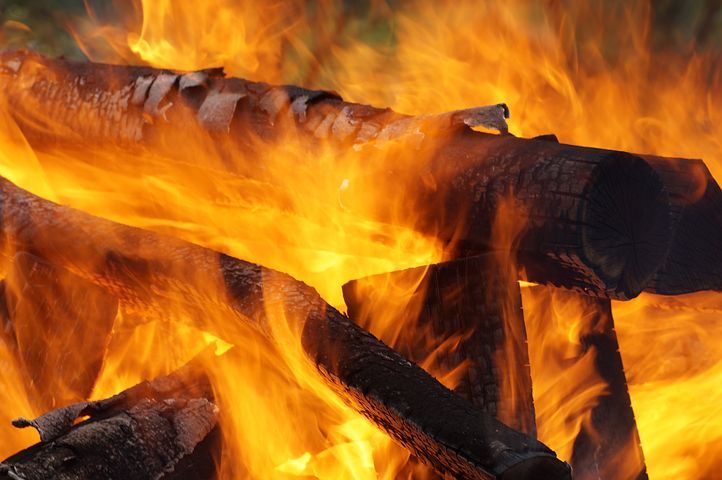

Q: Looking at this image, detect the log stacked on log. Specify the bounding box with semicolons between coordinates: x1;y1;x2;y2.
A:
343;255;536;436
522;285;647;480
0;50;719;479
0;176;571;480
5;51;717;300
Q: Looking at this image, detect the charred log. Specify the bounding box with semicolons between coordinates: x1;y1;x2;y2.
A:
523;285;647;480
2;252;118;411
1;356;218;480
1;400;218;480
343;255;535;436
532;133;722;295
0;177;570;480
0;51;677;300
641;156;722;294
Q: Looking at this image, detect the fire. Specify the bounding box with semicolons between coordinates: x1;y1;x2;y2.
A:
614;292;722;479
0;1;720;479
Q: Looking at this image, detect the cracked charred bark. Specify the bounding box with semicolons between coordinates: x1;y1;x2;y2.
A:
0;51;692;300
343;254;536;436
1;355;218;480
0;177;570;480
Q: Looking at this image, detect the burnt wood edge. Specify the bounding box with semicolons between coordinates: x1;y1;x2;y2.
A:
1;351;218;480
341;254;536;436
0;51;686;299
0;177;570;479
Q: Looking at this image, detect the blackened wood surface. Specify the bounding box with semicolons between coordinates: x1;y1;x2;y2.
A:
10;347;215;440
0;51;675;300
343;255;535;436
2;349;218;479
3;252;118;412
642;156;722;294
526;286;647;480
0;177;570;480
1;398;217;480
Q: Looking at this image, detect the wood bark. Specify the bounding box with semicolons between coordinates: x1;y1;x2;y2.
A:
343;254;536;436
0;51;683;300
523;285;647;480
1;354;218;480
0;177;570;479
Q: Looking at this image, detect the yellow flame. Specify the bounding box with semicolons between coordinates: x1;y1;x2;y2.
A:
614;292;722;479
0;1;720;479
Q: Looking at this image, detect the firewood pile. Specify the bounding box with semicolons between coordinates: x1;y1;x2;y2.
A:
0;50;719;479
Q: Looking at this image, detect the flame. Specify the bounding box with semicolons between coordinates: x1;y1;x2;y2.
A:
614;292;722;479
521;285;609;462
0;1;720;479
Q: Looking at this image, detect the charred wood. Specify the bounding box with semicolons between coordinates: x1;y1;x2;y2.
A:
343;255;535;436
1;356;218;480
523;285;647;480
0;399;218;480
641;156;722;294
0;51;678;300
532;133;722;296
0;177;570;480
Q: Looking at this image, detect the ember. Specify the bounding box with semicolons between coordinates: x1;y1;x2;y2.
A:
0;2;720;479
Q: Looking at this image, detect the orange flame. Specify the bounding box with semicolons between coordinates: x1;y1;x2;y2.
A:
0;1;720;479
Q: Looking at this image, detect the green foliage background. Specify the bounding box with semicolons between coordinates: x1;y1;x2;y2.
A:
2;1;722;61
0;0;85;57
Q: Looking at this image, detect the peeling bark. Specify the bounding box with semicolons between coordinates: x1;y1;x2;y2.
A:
1;350;218;480
0;51;685;299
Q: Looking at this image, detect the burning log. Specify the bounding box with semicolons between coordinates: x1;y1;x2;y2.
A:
531;134;722;296
523;285;647;480
2;252;118;411
641;156;722;294
1;353;219;480
1;399;218;480
343;255;536;436
0;51;682;300
0;177;571;479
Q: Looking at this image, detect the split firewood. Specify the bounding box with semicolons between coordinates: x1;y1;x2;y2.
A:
522;285;647;480
2;252;118;411
0;176;571;479
0;51;693;300
343;255;536;436
1;353;218;480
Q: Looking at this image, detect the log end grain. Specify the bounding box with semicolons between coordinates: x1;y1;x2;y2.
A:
643;156;722;294
581;152;672;299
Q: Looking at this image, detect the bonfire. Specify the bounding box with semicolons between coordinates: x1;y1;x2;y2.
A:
0;2;719;479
